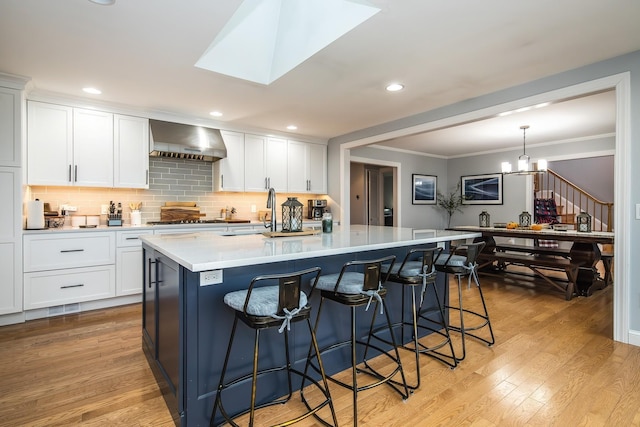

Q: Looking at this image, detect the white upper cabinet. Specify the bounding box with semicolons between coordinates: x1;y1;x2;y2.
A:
287;140;327;194
244;134;267;192
27;102;113;187
27;101;148;189
73;108;114;187
213;130;244;192
0;87;21;167
27;101;73;186
265;137;287;191
244;134;287;192
114;114;149;188
307;142;327;194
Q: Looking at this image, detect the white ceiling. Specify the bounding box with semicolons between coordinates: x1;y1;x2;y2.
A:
1;0;638;155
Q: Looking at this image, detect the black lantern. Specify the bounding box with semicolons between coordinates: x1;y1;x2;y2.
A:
577;211;592;232
479;210;491;228
518;211;532;228
281;197;303;232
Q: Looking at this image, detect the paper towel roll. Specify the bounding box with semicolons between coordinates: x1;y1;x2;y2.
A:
27;200;45;229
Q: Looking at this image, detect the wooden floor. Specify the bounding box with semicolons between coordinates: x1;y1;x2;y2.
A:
1;272;638;426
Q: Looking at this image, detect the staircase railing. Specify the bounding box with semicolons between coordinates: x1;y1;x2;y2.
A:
535;169;614;232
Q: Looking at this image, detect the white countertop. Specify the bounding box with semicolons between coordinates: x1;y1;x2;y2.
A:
22;220;326;234
139;225;481;272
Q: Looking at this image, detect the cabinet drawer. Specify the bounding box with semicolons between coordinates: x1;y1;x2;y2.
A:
24;265;115;309
117;229;154;247
24;232;115;272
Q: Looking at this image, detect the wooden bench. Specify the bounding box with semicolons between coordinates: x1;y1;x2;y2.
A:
477;250;582;300
495;243;570;258
495;243;613;288
601;251;614;286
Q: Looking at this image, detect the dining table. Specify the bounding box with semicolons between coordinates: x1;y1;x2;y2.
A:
449;225;614;296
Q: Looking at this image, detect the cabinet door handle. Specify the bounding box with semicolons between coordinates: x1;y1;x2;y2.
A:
68;165;72;182
264;177;267;189
146;169;149;185
74;165;78;182
149;259;157;288
61;284;84;289
60;249;85;253
221;174;224;188
268;177;271;188
125;237;139;240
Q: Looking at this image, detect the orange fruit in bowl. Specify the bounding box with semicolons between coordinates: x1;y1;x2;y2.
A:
531;224;543;231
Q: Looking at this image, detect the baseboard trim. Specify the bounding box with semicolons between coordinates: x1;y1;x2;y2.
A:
628;329;640;347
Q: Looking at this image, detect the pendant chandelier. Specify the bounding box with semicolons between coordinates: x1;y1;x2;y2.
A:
501;125;547;174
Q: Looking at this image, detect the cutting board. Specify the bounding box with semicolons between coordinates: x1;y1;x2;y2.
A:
262;228;321;238
161;206;204;221
164;201;197;207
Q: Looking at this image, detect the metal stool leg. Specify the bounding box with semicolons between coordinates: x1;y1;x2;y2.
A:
446;266;495;362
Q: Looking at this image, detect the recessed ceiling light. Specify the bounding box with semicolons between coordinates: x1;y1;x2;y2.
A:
286;125;298;131
209;111;223;117
82;87;102;95
386;83;404;92
89;0;115;5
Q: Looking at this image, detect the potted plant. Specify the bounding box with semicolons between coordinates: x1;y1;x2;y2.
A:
436;182;467;228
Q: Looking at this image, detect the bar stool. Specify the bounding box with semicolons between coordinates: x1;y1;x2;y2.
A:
302;255;409;427
379;247;457;391
210;267;338;427
434;241;495;362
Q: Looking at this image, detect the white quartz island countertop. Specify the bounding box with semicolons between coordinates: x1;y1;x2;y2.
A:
139;225;481;272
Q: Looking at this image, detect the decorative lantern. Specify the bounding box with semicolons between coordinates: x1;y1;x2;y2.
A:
576;211;592;232
479;210;491;228
281;197;303;232
518;211;532;228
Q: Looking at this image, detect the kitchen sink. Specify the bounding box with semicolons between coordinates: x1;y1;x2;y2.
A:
216;229;263;236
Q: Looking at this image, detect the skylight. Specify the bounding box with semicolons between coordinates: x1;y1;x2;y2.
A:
195;0;380;85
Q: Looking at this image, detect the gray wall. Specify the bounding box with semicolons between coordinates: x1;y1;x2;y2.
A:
350;145;449;229
447;136;615;227
549;156;614;203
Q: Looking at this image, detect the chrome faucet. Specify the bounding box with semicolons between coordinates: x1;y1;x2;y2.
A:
264;187;277;232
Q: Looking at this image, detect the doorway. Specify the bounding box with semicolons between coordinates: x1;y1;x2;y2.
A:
350;161;397;226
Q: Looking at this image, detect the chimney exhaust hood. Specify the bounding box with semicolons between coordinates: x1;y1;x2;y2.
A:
149;119;227;162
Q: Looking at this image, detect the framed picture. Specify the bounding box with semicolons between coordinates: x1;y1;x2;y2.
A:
412;174;437;205
461;173;503;205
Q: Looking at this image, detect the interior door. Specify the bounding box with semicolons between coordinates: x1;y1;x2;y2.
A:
366;168;381;225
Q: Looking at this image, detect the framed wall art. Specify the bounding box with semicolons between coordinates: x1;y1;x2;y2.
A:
461;173;503;205
412;174;437;205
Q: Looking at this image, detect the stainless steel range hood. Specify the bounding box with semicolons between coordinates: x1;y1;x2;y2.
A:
149;119;227;162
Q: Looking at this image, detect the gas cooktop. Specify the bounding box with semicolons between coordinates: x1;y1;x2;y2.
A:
147;219;222;225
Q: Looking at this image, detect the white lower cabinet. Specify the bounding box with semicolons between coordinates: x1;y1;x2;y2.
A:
24;265;115;310
116;230;153;296
23;232;116;310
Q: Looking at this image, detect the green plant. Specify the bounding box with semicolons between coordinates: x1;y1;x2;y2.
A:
436;182;467;227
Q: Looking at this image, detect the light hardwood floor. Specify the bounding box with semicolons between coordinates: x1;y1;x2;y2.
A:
1;272;638;426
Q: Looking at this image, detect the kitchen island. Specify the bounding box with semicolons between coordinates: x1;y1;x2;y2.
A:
140;225;480;426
